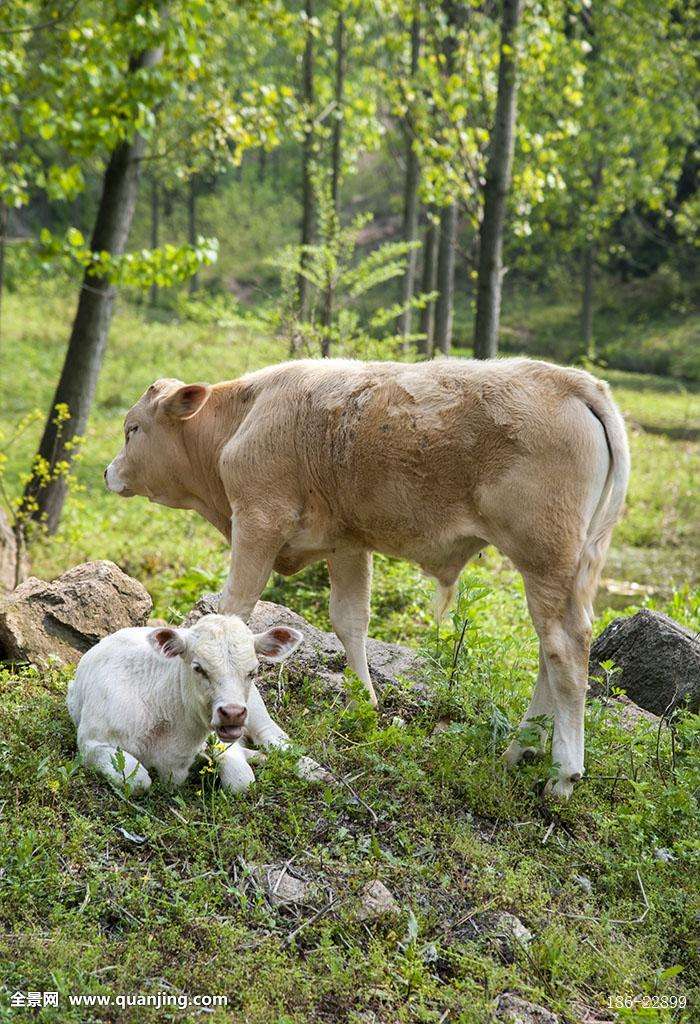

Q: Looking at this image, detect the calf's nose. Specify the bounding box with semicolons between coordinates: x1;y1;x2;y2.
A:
103;467;108;481
217;703;247;727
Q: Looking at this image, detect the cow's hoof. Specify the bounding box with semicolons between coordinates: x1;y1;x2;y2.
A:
296;756;335;784
544;773;581;801
503;740;540;766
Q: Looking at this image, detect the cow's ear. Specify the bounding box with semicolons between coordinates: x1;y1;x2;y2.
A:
253;626;303;662
160;383;211;420
148;627;187;659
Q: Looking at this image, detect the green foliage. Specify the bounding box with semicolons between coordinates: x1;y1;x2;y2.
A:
274;174;428;357
36;226;219;290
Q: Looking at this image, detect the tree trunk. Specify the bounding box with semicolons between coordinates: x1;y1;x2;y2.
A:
297;0;316;323
329;10;345;216
258;147;267;183
432;1;462;358
149;176;159;307
417;212;439;356
321;8;346;358
433;200;457;355
187;177;198;295
473;0;522;360
0;201;6;351
581;243;596;359
19;44;164;534
397;3;421;342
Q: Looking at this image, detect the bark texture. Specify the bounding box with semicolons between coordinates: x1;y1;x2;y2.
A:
187;176;199;294
297;0;316;322
417;212;439;355
398;4;421;341
473;0;522;360
321;9;346;357
433;200;457;354
581;242;596;358
20;44;164;533
149;175;159;306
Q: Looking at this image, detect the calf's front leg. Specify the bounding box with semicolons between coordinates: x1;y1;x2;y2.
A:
245;684;333;783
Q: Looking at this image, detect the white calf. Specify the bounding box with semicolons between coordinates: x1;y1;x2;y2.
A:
67;613;319;794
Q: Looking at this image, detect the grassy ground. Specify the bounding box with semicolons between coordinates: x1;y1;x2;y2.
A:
0;285;698;1022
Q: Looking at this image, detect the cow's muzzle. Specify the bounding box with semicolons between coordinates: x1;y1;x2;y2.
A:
213;703;247;743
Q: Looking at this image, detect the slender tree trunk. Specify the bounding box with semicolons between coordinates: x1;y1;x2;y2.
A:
434;201;457;355
297;0;316;322
329;9;345;214
398;3;421;342
258;148;267;183
321;8;346;358
417;212;439;356
149;176;159;306
0;200;6;351
581;243;596;359
187;177;198;295
432;1;461;357
19;44;164;533
473;0;522;360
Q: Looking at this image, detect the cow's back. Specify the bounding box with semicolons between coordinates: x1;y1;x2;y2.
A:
232;357;602;557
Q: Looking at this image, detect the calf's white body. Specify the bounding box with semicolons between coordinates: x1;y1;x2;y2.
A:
67;614;313;794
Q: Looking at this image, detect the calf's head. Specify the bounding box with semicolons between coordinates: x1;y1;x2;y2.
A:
104;378;212;506
148;614;302;743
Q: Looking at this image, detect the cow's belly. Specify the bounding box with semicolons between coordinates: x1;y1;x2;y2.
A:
274;498;485;581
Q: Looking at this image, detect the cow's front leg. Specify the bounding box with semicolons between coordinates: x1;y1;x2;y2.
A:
245;685;333;783
328;547;377;706
218;741;256;792
219;507;291;620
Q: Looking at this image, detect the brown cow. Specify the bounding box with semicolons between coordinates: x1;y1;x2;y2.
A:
105;357;630;798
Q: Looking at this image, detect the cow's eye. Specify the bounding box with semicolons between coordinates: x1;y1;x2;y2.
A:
192;662;208;678
126;424;139;442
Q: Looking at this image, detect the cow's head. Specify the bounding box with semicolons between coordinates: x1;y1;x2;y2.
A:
148;614;303;743
104;378;212;506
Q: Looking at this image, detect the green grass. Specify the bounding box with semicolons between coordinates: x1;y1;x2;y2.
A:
0;284;698;1022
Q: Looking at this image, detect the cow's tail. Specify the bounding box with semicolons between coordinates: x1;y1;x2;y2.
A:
574;378;631;626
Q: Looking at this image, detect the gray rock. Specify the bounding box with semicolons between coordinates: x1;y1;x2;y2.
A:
355;880;399;921
494;993;559;1024
0;560;152;666
0;509;28;593
251;864;312;908
599;693;661;730
477;911;533;950
589;610;700;716
185;593;427;698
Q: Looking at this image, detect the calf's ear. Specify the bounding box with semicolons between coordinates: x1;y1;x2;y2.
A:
254;626;303;662
148;627;187;659
160;383;212;420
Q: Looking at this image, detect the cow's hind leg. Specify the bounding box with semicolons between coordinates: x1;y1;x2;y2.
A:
503;648;553;765
519;571;591;799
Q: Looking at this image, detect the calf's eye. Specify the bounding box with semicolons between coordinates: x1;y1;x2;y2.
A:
192;662;208;678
